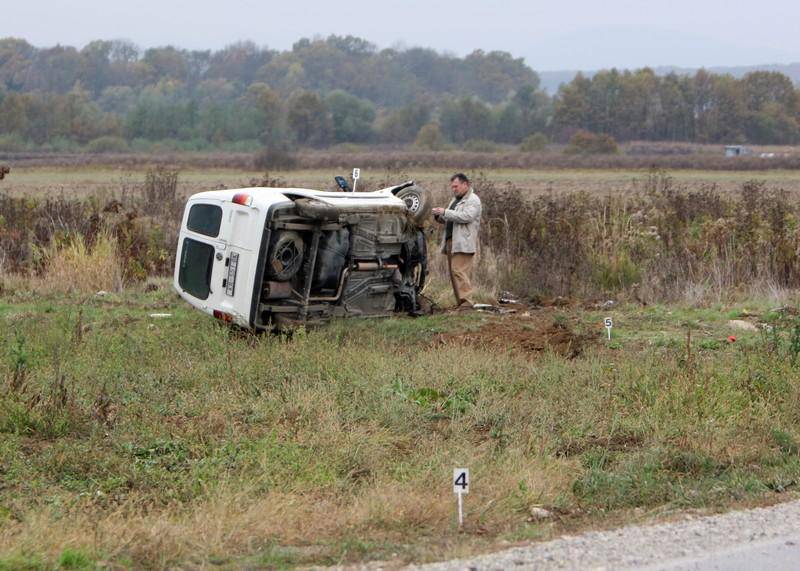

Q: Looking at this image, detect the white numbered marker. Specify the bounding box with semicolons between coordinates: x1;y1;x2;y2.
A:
453;468;469;527
352;168;360;180
604;317;613;340
453;468;469;494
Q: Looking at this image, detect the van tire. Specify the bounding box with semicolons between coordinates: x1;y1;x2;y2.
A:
266;231;305;281
396;185;432;226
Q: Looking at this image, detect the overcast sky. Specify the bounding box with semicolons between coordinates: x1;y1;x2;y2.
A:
3;0;798;71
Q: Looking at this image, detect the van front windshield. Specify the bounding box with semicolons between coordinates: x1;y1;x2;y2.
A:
178;238;215;299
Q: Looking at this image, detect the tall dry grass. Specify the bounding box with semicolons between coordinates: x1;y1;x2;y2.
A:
36;232;123;294
0;168;180;286
4;166;800;305
473;170;800;303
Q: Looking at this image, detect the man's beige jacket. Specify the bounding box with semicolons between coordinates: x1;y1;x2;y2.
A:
439;187;482;254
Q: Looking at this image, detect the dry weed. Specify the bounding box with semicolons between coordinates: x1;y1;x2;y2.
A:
36;232;123;294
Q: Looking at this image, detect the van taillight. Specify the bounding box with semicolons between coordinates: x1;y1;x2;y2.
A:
232;193;252;206
213;310;233;322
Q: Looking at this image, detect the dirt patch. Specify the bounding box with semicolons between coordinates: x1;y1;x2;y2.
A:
437;317;586;359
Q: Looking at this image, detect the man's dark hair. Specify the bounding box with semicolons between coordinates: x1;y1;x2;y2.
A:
450;173;470;184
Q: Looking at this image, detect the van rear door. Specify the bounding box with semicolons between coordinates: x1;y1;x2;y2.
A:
213;199;260;324
176;200;228;314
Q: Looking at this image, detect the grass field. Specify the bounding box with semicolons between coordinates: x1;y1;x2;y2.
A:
4;163;800;568
2;276;800;568
6;165;800;199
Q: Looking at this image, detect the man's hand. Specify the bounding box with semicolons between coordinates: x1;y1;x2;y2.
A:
432;207;445;217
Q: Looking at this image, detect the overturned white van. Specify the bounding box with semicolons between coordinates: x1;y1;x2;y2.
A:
173;181;430;329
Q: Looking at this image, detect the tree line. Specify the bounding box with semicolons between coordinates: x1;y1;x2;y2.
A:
0;36;798;152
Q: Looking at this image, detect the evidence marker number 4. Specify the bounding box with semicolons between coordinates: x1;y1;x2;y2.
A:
453;468;469;527
453;468;469;494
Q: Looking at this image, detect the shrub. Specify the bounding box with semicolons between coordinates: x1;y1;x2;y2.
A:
0;134;30;152
39;137;81;153
218;139;261;153
39;232;123;294
328;142;365;153
520;133;549;152
143;167;179;211
414;122;444;151
253;145;298;170
85;136;130;154
476;170;800;301
564;131;619;155
463;139;499;152
58;548;95;570
174;137;212;152
0;170;183;283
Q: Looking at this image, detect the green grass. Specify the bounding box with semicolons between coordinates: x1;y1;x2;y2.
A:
2;282;800;568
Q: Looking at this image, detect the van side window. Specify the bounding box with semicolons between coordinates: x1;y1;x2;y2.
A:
187;204;222;237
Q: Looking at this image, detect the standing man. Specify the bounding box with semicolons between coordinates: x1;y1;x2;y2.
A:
432;173;482;309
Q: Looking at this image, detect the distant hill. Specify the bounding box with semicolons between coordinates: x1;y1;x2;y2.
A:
539;62;800;94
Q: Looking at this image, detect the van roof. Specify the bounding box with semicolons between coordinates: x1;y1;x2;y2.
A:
188;186;405;210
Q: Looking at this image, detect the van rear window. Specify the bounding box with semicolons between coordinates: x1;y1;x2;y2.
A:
187;203;222;237
178;238;215;299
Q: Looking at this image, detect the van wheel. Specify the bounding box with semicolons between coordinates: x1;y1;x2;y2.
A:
396;185;432;226
266;231;304;281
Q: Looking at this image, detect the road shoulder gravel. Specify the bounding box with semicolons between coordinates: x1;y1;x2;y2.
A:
337;498;800;571
408;499;800;571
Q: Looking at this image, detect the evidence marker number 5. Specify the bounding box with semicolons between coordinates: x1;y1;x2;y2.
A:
604;317;613;340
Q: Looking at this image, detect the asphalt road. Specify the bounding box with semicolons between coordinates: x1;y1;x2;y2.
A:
635;535;800;571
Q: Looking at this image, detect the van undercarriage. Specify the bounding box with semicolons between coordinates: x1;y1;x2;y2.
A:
252;194;428;329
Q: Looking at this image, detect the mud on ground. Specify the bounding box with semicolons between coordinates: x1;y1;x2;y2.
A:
436;312;588;359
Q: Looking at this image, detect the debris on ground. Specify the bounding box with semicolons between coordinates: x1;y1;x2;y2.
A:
770;305;798;316
0;166;9;180
583;299;618;310
498;291;521;305
473;303;516;315
527;507;554;522
728;319;759;332
437;319;585;359
529;295;572;308
149;313;172;318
